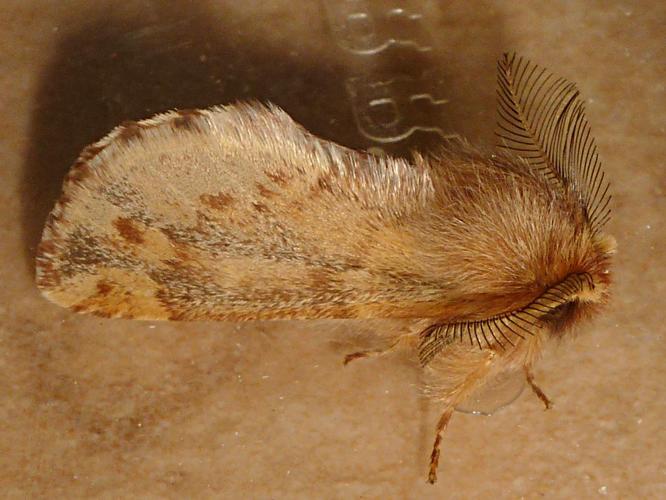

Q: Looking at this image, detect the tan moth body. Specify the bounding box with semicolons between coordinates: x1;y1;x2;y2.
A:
36;54;614;483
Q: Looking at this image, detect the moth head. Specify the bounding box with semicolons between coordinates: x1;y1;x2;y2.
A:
543;232;616;338
492;52;616;340
418;232;617;366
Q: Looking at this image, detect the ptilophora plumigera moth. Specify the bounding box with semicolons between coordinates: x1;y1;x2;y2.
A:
36;53;615;483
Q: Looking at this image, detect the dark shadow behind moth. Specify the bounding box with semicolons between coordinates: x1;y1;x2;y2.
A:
36;53;614;483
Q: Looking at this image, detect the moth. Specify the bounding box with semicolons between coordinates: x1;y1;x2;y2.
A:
36;53;614;483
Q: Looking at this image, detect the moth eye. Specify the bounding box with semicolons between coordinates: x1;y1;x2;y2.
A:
546;301;572;319
544;301;574;322
542;300;578;335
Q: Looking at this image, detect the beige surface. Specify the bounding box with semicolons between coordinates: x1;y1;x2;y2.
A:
1;1;664;498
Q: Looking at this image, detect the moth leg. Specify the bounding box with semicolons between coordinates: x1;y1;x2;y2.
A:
427;407;454;484
343;336;404;365
524;365;552;409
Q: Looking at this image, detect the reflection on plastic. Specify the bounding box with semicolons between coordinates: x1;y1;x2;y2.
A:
346;75;449;143
324;0;451;147
455;370;525;416
324;0;432;54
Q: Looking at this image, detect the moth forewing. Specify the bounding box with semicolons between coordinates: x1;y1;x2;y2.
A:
36;53;614;484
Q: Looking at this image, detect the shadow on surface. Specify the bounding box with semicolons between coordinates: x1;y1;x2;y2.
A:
16;0;506;491
21;0;504;268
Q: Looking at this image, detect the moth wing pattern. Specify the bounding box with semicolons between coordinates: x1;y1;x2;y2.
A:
36;103;467;321
36;55;614;342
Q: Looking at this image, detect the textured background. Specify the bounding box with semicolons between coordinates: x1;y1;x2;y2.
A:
1;1;664;498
